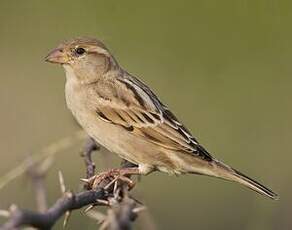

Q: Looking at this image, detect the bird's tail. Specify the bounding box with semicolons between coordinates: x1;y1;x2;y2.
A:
192;160;279;200
230;167;278;200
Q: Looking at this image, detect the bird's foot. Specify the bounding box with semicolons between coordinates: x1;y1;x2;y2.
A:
81;167;140;191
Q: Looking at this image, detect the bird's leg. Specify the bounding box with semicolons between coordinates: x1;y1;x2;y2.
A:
120;160;144;182
120;159;138;169
83;167;140;191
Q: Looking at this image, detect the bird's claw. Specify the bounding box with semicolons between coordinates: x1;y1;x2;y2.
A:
81;168;137;191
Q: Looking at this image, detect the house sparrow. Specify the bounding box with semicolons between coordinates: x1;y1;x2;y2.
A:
45;37;278;200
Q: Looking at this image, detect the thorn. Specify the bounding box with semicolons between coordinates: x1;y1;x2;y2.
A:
0;210;10;218
104;177;119;190
113;187;121;200
58;171;66;194
133;206;147;213
118;175;135;190
113;180;118;193
80;178;90;183
63;211;71;228
84;205;95;213
96;199;109;206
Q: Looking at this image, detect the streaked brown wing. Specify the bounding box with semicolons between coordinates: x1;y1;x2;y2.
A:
94;73;213;161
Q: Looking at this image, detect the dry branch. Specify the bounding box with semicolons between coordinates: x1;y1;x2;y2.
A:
0;136;146;230
1;190;105;230
82;138;99;179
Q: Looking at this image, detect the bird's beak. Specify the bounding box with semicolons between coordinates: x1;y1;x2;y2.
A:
45;48;69;64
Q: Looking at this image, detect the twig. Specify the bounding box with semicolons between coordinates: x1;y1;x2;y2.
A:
0;189;105;230
86;187;144;230
107;195;137;230
81;137;99;179
0;134;150;230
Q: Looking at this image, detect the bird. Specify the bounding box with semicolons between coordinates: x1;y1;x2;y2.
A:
45;37;278;200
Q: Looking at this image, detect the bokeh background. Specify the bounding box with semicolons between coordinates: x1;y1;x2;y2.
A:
0;1;291;229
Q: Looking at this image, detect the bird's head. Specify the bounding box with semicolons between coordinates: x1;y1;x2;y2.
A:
45;37;118;83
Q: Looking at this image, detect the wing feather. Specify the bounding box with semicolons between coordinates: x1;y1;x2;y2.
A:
94;73;213;161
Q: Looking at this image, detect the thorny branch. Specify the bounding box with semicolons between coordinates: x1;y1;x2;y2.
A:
0;137;149;230
1;190;105;230
82;137;99;180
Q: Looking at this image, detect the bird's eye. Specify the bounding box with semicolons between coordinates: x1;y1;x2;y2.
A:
75;47;86;56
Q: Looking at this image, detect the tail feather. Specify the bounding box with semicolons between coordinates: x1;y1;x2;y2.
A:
214;161;279;200
231;168;279;200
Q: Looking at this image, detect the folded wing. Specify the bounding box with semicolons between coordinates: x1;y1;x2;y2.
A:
94;73;213;161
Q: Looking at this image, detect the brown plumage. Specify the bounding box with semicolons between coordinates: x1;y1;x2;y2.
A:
45;37;278;200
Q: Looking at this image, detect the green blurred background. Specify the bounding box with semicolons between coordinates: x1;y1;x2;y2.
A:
0;0;291;229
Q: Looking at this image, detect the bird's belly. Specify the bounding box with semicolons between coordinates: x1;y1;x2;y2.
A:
74;108;159;166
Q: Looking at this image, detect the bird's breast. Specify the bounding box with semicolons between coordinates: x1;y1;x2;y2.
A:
64;77;131;156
